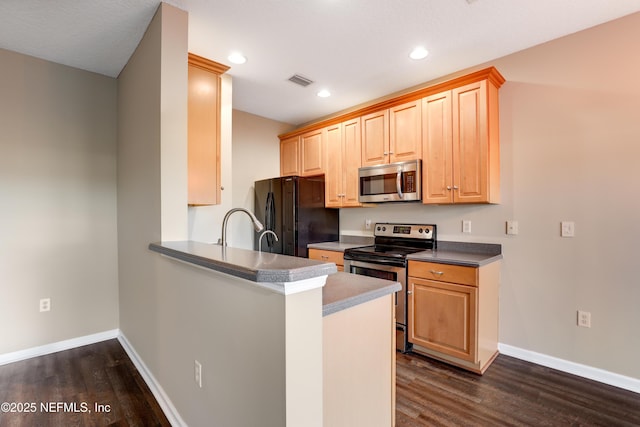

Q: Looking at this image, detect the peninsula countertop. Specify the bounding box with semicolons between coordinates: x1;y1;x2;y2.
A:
149;240;337;283
322;272;400;317
149;241;401;315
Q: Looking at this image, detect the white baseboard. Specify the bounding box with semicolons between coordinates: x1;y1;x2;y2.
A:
499;343;640;394
0;329;119;366
117;333;186;427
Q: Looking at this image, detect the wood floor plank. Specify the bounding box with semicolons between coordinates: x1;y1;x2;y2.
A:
396;351;640;427
2;339;639;426
0;339;170;427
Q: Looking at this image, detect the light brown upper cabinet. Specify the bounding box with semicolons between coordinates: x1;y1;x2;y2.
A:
361;110;389;166
188;53;229;206
422;78;501;204
280;135;299;176
280;129;325;177
361;100;422;167
325;118;362;208
389;100;422;163
299;128;325;176
278;67;504;204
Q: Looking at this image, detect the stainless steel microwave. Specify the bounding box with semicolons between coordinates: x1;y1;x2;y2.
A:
358;159;421;203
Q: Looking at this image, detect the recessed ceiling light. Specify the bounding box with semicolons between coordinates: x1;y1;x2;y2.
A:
228;52;247;65
409;46;429;60
317;89;331;98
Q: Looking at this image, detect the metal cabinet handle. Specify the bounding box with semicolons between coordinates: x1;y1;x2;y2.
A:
453;185;459;190
407;290;413;295
446;186;452;190
321;255;329;260
429;270;444;276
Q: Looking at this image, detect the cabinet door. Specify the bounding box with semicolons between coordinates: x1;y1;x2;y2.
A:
408;277;477;362
280;136;299;177
188;63;221;205
300;128;324;176
389;100;421;163
452;80;489;203
324;124;343;207
341;118;362;207
422;91;453;204
308;248;344;271
361;110;389;166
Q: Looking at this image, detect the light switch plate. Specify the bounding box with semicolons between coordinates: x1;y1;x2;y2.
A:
506;220;518;235
561;221;575;237
462;220;471;233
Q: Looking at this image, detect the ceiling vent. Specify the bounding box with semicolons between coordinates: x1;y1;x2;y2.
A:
288;74;314;87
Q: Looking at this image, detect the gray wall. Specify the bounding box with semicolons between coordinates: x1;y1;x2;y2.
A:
0;48;118;354
230;13;640;381
340;13;640;379
230;110;292;248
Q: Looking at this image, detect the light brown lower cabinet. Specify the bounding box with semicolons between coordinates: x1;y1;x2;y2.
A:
308;248;344;272
323;294;395;427
407;260;500;374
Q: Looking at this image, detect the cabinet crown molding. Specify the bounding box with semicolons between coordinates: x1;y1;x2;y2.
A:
188;52;230;75
279;66;505;140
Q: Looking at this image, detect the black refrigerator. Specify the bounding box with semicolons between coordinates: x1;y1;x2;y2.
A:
254;175;339;257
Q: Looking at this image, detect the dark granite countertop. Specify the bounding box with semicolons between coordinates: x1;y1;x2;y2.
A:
307;241;369;252
149;241;337;285
323;272;401;317
406;241;503;267
308;239;503;267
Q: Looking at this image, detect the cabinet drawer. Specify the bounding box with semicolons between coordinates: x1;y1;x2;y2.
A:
408;260;477;286
308;249;344;266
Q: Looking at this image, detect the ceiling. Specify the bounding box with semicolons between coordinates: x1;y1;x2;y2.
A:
2;1;640;126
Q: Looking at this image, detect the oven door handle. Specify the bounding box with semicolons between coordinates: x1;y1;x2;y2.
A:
396;169;404;199
347;259;406;272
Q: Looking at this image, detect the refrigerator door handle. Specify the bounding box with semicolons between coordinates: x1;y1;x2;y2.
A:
265;192;276;247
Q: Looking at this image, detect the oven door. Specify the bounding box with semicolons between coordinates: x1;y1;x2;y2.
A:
344;259;409;352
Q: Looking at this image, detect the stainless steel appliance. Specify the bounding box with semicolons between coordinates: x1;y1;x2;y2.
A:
343;222;436;352
358;159;421;203
254;175;339;257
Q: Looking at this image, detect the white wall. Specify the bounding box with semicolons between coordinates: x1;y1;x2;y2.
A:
0;48;119;353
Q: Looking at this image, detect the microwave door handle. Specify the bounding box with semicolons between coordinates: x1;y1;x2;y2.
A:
396;170;404;199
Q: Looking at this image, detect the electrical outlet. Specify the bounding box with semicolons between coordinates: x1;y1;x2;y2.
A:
194;360;202;388
462;220;471;233
506;220;518;235
577;310;591;328
365;219;372;230
39;298;51;312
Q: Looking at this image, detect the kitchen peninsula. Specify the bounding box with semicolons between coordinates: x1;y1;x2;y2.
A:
149;241;400;427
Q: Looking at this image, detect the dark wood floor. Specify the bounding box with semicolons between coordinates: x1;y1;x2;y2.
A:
0;339;170;427
396;351;640;427
2;340;639;427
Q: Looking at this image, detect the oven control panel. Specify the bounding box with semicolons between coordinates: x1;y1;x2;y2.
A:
374;223;436;240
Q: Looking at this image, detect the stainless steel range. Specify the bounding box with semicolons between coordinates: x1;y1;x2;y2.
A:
343;222;436;352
